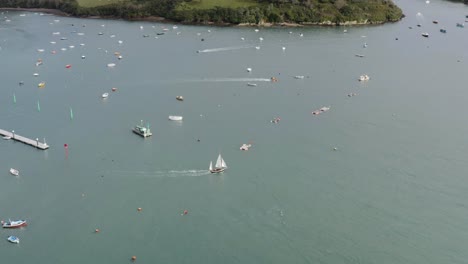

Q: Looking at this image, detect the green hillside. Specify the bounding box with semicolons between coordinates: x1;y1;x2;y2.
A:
0;0;403;25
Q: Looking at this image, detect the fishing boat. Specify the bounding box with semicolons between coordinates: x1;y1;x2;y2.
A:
133;122;152;138
209;154;227;173
2;220;27;228
10;168;19;176
7;236;19;244
176;96;184;101
168;116;183;121
102;93;109;99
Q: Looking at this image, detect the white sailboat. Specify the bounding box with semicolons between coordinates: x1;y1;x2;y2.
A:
209;154;227;173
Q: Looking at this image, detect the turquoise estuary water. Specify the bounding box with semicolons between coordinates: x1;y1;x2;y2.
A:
1;0;468;263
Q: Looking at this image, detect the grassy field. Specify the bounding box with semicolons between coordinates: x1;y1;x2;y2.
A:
76;0;122;7
177;0;259;10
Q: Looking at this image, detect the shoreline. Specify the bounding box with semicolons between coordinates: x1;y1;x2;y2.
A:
1;7;402;27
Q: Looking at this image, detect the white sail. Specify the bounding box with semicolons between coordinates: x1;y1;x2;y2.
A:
209;161;213;171
215;154;227;168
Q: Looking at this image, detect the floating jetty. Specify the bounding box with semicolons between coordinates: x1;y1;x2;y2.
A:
0;129;49;150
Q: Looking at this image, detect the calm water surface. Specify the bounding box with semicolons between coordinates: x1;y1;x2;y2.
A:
1;0;468;263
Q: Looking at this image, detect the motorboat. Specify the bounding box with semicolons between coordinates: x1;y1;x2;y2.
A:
240;144;252;151
2;220;27;228
247;83;257;87
209;154;227;173
271;117;281;123
294;75;305;79
7;236;19;244
359;75;370;81
355;54;365;58
440;29;447;33
246;67;252;72
9;168;19;176
107;63;116;68
38;82;46;88
320;106;331;112
168;116;183;121
456;23;464;28
102;93;109;98
421;32;429;38
433;20;438;24
33;73;39;77
176;96;184;101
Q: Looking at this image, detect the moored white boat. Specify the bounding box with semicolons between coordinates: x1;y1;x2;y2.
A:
9;168;19;176
102;93;109;98
2;219;27;228
176;96;184;101
168;116;183;121
7;236;19;244
358;75;370;81
107;63;116;68
294;75;305;79
240;144;252;151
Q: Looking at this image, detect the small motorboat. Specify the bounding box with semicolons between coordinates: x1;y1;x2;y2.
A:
270;77;278;82
432;20;438;24
440;29;447;33
240;144;252;151
247;83;257;87
271;117;281;123
7;236;19;244
38;82;46;88
98;32;104;35
294;75;305;79
2;220;27;228
456;23;464;28
246;67;252;72
359;75;370;81
176;96;184;101
421;32;429;38
107;63;116;68
355;54;365;58
320;106;331;112
33;73;39;77
102;93;109;99
111;87;117;92
168;116;183;121
10;168;19;176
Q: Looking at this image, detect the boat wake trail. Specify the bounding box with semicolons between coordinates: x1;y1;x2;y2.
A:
191;78;272;82
197;45;253;53
106;169;210;178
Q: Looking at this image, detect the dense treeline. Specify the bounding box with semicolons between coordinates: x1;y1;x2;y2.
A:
0;0;403;25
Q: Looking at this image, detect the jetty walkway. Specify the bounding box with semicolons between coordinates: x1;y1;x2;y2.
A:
0;129;49;150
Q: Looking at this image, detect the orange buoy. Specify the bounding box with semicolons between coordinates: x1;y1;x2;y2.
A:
137;207;142;212
131;256;137;261
95;228;100;233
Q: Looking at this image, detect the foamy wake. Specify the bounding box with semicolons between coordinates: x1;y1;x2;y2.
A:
197;45;253;53
106;169;210;178
191;78;272;82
